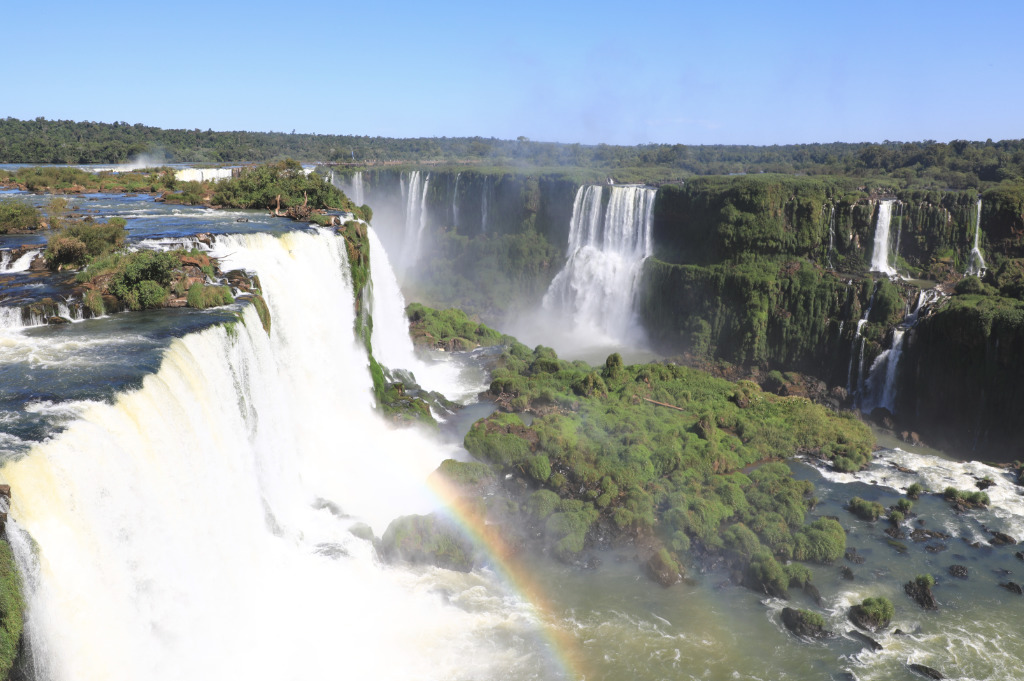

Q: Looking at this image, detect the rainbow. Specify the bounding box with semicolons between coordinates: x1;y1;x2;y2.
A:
427;472;590;681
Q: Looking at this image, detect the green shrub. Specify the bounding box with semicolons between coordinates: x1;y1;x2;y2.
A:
847;496;885;521
44;236;88;270
84;289;105;317
955;275;985;295
906;482;924;499
0;197;40;233
187;283;233;309
943;487;990;507
851;596;894;629
793;517;846;563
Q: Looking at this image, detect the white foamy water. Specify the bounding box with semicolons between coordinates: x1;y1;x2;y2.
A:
0;249;40;273
366;228;486;404
1;229;561;681
541;185;656;348
870;200;898;276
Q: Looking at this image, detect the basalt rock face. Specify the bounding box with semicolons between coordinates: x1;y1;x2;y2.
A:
895;296;1024;462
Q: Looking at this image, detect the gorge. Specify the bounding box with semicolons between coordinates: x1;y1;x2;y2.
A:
1;161;1024;681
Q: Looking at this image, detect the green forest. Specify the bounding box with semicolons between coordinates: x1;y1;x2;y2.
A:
2;117;1024;189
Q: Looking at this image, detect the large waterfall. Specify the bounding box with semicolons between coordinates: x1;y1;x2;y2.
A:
0;230;554;681
541;185;656;347
869;199;898;275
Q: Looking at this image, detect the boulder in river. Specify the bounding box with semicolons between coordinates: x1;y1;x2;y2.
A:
908;663;944;679
948;564;968;579
780;607;832;639
999;581;1023;595
905;574;938;610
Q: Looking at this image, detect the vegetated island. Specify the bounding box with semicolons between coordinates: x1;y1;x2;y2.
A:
384;304;873;599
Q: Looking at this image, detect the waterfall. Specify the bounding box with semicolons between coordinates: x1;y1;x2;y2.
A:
847;283;877;395
869;200;898;275
861;288;942;414
966;199;986;277
366;228;477;402
826;205;836;269
480;176;489;233
350;171;365;206
452;172;461;230
398;170;430;271
0;249;40;274
541;185;656;346
0;230;537;681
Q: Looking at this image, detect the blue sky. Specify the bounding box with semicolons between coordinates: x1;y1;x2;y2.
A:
3;0;1021;146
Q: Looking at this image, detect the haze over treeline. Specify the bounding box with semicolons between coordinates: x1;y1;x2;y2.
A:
3;117;1024;189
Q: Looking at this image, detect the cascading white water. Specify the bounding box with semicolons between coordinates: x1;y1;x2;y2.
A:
350;171;365;207
0;249;40;274
826;205;836;269
869;200;898;275
861;288;941;414
366;228;481;403
397;170;430;272
452;172;460;229
1;230;550;681
480;176;489;233
541;185;656;346
967;199;986;277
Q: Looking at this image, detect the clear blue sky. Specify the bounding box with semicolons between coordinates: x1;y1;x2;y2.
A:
3;0;1021;146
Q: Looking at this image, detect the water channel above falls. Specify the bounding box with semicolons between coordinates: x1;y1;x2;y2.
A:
0;191;1022;681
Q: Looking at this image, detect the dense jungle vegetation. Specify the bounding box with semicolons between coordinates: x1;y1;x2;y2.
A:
3;117;1024;189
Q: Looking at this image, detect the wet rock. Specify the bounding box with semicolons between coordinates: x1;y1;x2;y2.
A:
780;607;832;639
976;477;995;491
869;407;895;430
646;548;682;587
1015;551;1024;562
848;629;882;651
900;431;921;446
845;547;866;564
379;513;475;572
908;663;944;679
924;543;947;553
988;530;1017;546
905;576;939;610
804;582;823;607
999;581;1023;595
948;564;968;579
841;566;855;580
911;528;950;543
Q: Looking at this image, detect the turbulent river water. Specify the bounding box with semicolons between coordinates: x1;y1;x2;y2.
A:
1;190;1022;681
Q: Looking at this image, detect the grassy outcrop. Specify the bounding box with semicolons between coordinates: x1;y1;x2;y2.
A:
406;303;507;351
849;596;894;631
0;541;24;679
0;198;41;234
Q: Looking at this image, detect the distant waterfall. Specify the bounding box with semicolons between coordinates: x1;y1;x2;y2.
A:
350;171;365;206
452;172;461;230
398;170;430;271
826;205;836;269
542;185;656;345
966;199;986;277
848;282;877;395
869;200;898;275
1;230;537;681
328;171;365;208
861;288;941;414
